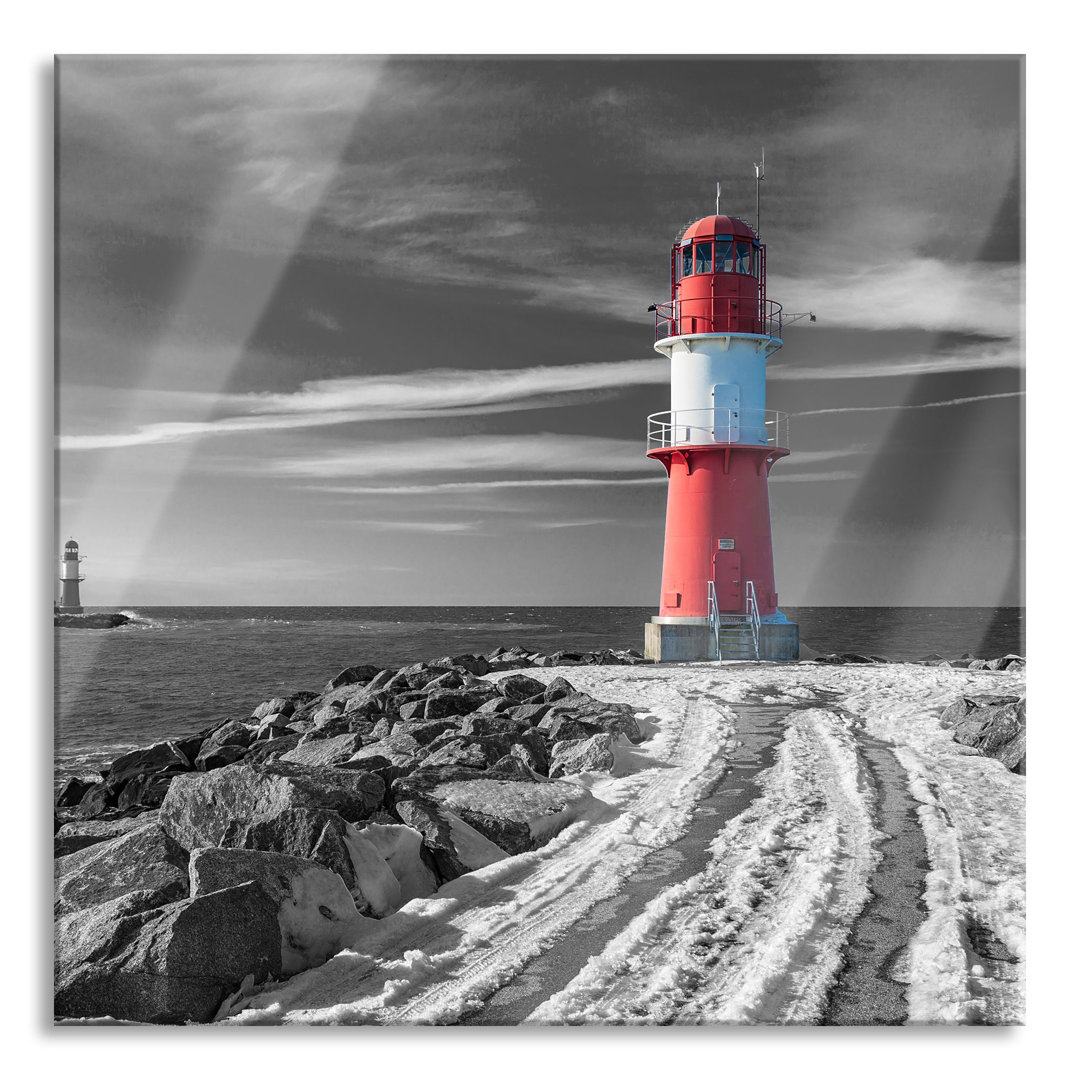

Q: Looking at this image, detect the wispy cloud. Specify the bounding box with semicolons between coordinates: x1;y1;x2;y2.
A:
350;520;482;534
769;470;861;483
314;477;667;496
770;259;1021;339
59;359;667;451
770;339;1021;381
274;434;648;479
794;391;1024;418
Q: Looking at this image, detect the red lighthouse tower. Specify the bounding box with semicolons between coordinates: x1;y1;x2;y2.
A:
644;201;800;662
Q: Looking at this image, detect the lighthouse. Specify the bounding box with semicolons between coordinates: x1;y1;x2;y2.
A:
644;202;800;662
58;539;85;613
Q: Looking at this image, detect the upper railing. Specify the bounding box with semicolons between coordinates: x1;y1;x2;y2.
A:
653;298;783;343
647;408;789;452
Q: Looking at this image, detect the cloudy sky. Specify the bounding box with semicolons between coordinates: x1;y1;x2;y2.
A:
56;55;1022;607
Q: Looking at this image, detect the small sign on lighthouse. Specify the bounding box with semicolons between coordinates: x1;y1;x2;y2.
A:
644;186;801;664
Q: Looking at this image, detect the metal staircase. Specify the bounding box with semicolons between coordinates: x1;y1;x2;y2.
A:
707;581;762;662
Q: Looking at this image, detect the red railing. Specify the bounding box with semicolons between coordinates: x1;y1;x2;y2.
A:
653;298;783;343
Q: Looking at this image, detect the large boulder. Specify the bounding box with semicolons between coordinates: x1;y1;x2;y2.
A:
67;781;116;819
420;670;467;693
324;665;384;692
231;808;363;895
54;813;159;858
495;673;548;701
103;740;192;790
188;847;365;976
460;713;535;738
543;676;576;702
277;732;367;768
242;733;304;765
195;721;254;771
418;738;495;772
55;777;100;809
251;696;295;721
548;733;617;779
542;694;643;742
115;772;178;811
392;799;510;883
159;762;384;851
54;881;281;1024
538;713;603;743
393;773;600;863
425;686;500;719
345;733;422;771
510;730;550;775
390;718;461;746
54;821;189;918
940;694;1026;772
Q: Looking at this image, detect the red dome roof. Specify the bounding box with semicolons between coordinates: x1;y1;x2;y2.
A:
680;214;757;242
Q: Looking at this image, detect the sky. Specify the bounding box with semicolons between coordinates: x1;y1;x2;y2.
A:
55;55;1023;607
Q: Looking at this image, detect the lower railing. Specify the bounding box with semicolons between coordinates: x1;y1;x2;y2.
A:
647;408;789;451
707;581;721;663
708;580;762;661
745;580;761;660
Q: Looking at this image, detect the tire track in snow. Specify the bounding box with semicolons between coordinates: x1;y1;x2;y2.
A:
836;671;1025;1025
525;708;880;1025
225;668;738;1025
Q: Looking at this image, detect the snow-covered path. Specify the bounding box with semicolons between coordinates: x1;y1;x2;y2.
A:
222;662;1025;1026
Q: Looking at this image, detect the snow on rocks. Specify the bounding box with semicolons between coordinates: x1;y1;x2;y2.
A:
548;733;617;779
939;694;1025;773
222;668;734;1025
158;762;385;850
189;847;368;976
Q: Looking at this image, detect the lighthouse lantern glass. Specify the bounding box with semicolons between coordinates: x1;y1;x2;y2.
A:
681;246;693;278
694;242;712;274
736;242;752;274
716;239;733;272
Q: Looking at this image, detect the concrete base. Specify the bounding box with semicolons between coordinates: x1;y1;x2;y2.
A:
644;621;713;662
759;622;800;661
645;620;800;662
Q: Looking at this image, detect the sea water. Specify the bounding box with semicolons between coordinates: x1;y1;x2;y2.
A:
54;605;1023;785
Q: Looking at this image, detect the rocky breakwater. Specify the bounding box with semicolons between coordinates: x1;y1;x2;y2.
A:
53;645;653;1023
813;651;1025;671
54;611;132;629
939;693;1026;774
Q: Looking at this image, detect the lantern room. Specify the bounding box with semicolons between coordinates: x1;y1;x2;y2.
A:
660;214;777;339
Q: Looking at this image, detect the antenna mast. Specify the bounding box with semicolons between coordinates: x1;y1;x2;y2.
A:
754;147;765;234
715;181;721;215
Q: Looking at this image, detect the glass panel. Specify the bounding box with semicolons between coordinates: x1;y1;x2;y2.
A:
736;241;752;274
682;244;694;278
715;239;733;272
695;241;713;274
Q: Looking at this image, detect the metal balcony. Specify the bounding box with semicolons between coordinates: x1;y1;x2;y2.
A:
653;298;783;343
647;408;789;451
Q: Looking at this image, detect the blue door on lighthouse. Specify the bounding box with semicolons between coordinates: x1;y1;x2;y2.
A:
713;549;742;611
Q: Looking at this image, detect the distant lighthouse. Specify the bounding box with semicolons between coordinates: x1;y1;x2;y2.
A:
58;539;85;613
644;194;801;662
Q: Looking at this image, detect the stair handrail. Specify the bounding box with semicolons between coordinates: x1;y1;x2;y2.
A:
745;580;761;660
707;580;722;663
